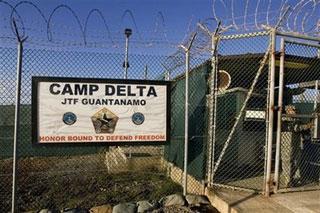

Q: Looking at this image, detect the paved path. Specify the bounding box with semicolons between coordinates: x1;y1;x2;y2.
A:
206;187;320;213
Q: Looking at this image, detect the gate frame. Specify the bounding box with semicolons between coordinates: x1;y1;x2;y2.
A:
208;30;272;194
273;32;320;194
206;29;320;196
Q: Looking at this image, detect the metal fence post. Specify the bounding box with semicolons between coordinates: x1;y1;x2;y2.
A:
265;29;276;196
11;19;27;213
207;34;218;186
197;21;221;187
181;33;197;196
314;46;320;139
183;49;190;196
274;37;285;193
314;81;319;139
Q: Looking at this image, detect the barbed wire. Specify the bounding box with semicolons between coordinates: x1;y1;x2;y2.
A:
0;0;319;79
163;0;319;76
1;0;318;48
0;0;175;48
0;17;182;42
211;0;320;35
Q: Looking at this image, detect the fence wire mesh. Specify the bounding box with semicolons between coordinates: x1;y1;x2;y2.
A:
165;54;210;194
0;46;185;212
0;47;16;211
211;33;270;192
278;41;320;192
2;29;320;212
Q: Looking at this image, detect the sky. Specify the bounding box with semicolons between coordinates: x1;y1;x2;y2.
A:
0;0;319;104
0;0;318;51
0;0;214;47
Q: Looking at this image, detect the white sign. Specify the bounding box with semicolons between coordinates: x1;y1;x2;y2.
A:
244;110;266;120
32;77;170;144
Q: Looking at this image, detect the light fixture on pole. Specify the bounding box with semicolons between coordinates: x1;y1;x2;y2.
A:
123;28;132;79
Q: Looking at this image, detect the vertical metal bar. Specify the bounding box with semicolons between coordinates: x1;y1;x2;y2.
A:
212;36;219;185
123;29;131;158
12;40;23;213
263;46;271;196
314;82;319;139
314;47;320;139
207;34;218;186
274;38;285;193
183;49;190;196
124;36;129;79
181;33;196;196
265;29;276;196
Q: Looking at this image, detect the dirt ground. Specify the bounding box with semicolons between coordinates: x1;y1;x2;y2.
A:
0;156;183;212
0;154;220;213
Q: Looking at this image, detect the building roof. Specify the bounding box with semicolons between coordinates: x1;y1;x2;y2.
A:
174;53;320;91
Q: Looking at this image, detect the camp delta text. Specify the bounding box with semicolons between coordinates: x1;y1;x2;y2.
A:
49;83;158;106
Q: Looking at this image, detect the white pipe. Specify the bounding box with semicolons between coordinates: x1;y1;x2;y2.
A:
205;21;221;186
207;34;218;186
315;46;320;139
12;39;23;213
183;49;190;196
265;29;276;197
314;80;318;139
182;33;197;196
274;38;285;193
275;31;320;42
211;36;219;185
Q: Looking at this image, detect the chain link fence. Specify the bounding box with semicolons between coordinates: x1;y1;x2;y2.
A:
277;40;320;192
0;45;184;212
0;47;16;211
164;55;209;194
1;29;320;212
210;32;271;192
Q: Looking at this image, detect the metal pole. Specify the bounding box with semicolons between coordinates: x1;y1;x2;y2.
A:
11;36;25;213
124;36;129;79
315;47;320;139
265;29;276;196
198;21;221;187
314;81;318;138
181;33;197;196
123;29;132;158
123;28;132;79
274;38;285;193
275;31;320;42
207;34;218;186
183;49;190;196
